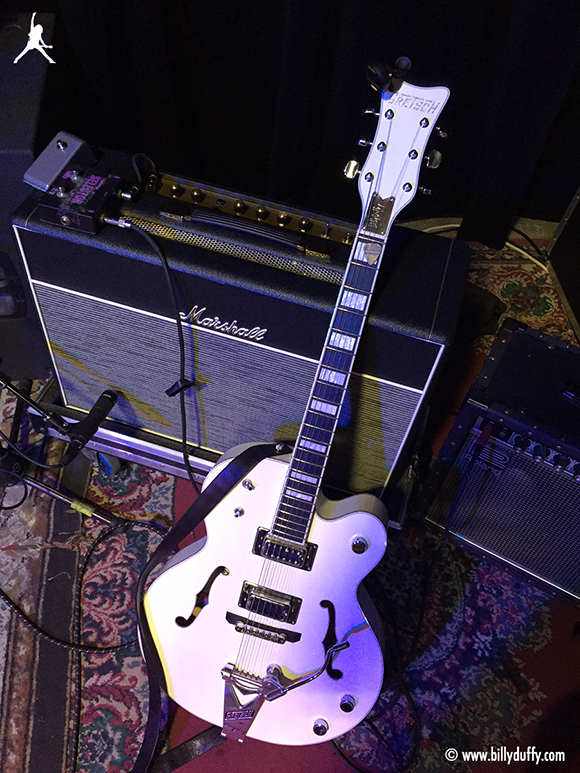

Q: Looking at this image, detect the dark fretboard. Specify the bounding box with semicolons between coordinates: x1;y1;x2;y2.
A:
271;235;387;544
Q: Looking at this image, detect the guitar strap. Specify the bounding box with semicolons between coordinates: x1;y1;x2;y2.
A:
133;442;288;773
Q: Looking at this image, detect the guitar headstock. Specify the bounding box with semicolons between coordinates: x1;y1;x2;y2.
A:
351;79;449;239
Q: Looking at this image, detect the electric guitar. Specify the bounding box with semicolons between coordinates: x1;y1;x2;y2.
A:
144;64;449;745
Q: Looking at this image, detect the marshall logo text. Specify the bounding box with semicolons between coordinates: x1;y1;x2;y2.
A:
180;305;267;342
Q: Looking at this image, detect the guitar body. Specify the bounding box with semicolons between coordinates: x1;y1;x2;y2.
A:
145;443;387;745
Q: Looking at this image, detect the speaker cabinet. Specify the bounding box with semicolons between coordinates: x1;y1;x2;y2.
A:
423;319;580;603
13;155;470;498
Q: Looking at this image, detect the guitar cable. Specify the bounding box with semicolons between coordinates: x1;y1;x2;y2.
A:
103;216;202;495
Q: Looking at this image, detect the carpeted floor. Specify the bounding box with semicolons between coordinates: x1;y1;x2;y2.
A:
1;235;580;773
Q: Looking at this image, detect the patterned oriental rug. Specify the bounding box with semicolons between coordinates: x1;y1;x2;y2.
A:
1;238;580;773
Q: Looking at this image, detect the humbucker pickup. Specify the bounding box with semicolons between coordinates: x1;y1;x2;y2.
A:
253;528;317;571
239;581;302;625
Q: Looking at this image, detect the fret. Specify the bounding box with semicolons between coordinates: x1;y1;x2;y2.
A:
285;479;317;497
280;494;310;523
272;524;308;540
332;309;365;337
344;263;377;293
299;420;335;444
303;411;335;431
312;383;343;404
275;505;310;522
291;458;324;478
321;349;354;372
277;504;310;522
301;426;334;445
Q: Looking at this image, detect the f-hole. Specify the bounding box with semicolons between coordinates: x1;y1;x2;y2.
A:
320;600;343;680
175;565;229;627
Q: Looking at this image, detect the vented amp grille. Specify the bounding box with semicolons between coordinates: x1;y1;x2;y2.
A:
35;282;422;493
126;215;344;285
428;430;580;598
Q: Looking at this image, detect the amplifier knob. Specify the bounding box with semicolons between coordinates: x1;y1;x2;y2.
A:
553;454;570;471
256;206;269;221
298;218;312;232
277;212;291;226
191;188;206;202
234;200;248;214
513;435;530;452
533;445;550;461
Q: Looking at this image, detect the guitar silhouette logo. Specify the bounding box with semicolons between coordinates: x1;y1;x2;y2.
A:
13;13;55;64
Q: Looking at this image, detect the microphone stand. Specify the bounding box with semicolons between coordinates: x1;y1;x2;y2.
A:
0;370;124;525
0;369;118;466
0;369;71;437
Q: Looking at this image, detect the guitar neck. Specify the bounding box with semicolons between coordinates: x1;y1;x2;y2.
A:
271;231;388;544
269;78;449;546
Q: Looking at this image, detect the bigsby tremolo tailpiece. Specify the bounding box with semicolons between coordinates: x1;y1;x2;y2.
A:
220;641;349;741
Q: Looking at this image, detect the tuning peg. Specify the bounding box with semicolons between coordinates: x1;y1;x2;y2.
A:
435;126;448;138
363;108;379;117
367;62;391;92
344;160;360;179
424;149;443;169
419;187;432;195
357;138;372;147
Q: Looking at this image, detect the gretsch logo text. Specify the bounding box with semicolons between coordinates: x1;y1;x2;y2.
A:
180;305;267;342
225;709;255;720
389;92;441;115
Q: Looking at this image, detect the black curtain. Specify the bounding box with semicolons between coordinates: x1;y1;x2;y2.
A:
11;0;580;247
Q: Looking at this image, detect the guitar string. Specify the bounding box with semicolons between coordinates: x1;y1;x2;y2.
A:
233;112;430;682
235;108;399;682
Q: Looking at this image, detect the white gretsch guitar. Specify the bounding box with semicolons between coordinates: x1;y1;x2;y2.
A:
144;63;449;745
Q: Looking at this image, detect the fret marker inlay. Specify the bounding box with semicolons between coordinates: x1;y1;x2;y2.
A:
319;368;346;386
329;332;356;351
311;400;338;416
299;439;327;454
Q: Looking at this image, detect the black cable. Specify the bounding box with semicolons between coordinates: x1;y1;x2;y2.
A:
0;475;29;510
0;516;166;653
0;426;63;469
126;222;201;495
131;153;157;187
510;226;544;258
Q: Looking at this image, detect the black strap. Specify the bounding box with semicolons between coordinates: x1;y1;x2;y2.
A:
132;442;287;773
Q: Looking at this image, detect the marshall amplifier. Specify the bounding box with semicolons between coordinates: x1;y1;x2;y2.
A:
12;143;470;501
422;319;580;602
